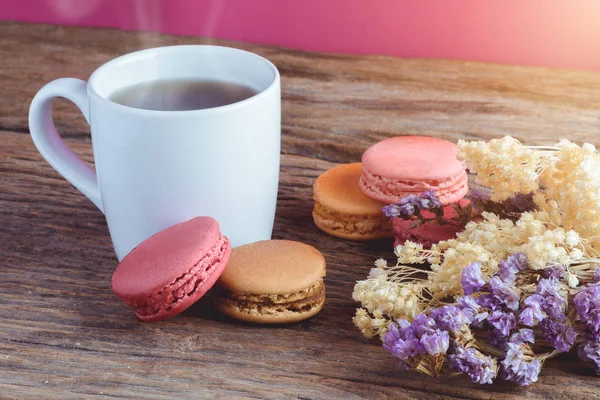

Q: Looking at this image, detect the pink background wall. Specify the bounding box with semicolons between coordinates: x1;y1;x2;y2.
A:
4;0;600;71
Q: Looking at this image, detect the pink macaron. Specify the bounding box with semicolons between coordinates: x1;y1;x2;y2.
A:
359;136;468;205
393;199;471;248
111;216;231;322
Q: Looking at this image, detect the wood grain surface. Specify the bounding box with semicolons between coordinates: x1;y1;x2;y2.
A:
2;22;600;399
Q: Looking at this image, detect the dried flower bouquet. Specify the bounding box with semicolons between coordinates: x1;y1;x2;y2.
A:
353;136;600;385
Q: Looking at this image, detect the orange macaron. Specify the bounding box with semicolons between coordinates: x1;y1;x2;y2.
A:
312;163;393;241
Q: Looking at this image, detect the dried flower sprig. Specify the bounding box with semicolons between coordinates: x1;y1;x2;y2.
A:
458;136;552;202
352;259;432;339
382;190;474;229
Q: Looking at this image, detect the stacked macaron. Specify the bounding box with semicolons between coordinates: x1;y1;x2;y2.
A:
112;218;327;324
313;136;469;247
359;136;468;205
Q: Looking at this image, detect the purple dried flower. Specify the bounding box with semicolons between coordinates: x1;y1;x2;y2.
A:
418;190;444;210
537;277;564;296
389;337;423;361
382;322;402;351
472;312;489;328
543;265;566;280
578;338;600;373
593;268;600;283
536;278;566;320
448;346;498;384
488;328;509;349
539;317;577;353
382;201;415;218
476;293;498;311
462;262;486;295
430;305;469;335
399;195;414;205
456;296;488;327
420;330;450;356
457;296;488;327
501;343;541;386
510;328;535;345
489;276;520;311
574;284;599;320
519;294;546;327
383;314;452;368
457;295;479;314
383;321;424;363
487;310;517;337
397;319;412;332
497;266;517;285
574;283;600;334
410;313;439;337
498;253;529;284
382;190;443;218
419;189;436;199
457;296;478;320
510;253;530;271
487;310;516;350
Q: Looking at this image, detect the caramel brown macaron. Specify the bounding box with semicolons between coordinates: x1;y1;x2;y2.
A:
214;240;326;324
313;163;392;241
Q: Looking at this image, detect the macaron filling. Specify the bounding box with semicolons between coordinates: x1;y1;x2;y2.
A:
361;168;467;192
219;279;326;316
360;169;468;204
312;203;391;236
125;234;230;318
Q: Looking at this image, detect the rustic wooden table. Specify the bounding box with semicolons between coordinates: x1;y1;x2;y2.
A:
2;22;600;399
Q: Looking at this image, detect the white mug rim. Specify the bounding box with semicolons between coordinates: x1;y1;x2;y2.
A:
87;45;280;115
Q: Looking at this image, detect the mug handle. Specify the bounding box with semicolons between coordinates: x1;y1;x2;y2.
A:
28;78;103;212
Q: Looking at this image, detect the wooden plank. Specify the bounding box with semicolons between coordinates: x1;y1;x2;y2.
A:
2;22;600;399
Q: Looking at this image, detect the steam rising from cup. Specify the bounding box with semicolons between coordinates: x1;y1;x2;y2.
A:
50;0;240;111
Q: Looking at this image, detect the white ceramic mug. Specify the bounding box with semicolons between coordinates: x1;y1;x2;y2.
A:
29;45;281;260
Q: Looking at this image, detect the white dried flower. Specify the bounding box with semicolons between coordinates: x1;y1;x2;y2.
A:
458;136;548;201
393;244;404;258
566;272;579;288
565;231;580;247
569;249;584;261
368;267;388;281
